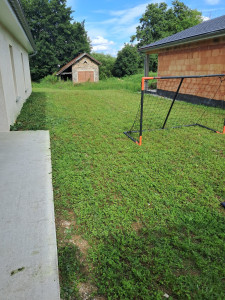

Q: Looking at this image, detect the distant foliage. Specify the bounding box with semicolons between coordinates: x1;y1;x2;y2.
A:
131;0;202;47
21;0;91;81
131;0;202;71
40;75;58;84
92;53;116;80
112;44;140;78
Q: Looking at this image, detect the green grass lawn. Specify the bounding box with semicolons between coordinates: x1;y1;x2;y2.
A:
12;77;225;299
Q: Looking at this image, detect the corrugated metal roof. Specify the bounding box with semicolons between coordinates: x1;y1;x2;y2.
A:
56;53;101;75
139;14;225;52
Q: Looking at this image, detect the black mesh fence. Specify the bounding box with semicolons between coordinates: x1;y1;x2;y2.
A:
124;75;225;145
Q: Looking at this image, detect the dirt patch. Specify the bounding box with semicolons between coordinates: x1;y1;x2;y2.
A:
55;210;80;247
56;211;106;299
174;267;200;277
77;282;97;300
77;282;106;300
56;210;91;258
132;218;143;233
69;235;90;258
61;211;78;229
61;220;72;229
174;258;201;277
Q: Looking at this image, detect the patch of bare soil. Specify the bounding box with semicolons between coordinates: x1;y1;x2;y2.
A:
61;220;72;229
131;218;143;233
56;211;106;300
69;235;90;259
56;210;79;245
77;282;97;300
77;282;106;300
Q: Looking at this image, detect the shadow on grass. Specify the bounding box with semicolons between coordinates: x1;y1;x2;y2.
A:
58;244;83;300
10;91;47;131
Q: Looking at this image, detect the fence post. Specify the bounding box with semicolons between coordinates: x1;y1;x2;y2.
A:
144;54;149;91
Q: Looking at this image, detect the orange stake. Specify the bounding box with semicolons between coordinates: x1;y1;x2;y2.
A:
217;125;225;134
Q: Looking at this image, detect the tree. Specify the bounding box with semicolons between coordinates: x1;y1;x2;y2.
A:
21;0;91;81
131;0;202;71
91;53;116;80
112;44;140;78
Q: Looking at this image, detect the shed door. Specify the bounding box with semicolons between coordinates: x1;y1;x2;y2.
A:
78;71;94;83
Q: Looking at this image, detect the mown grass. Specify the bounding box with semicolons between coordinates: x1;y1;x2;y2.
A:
129;93;225;143
12;78;225;299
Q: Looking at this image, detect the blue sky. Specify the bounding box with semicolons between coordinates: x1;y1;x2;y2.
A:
67;0;225;56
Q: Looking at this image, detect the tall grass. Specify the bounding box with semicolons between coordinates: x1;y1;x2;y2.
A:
33;72;157;92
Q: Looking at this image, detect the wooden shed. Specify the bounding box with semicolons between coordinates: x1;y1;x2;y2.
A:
140;15;225;107
56;53;101;83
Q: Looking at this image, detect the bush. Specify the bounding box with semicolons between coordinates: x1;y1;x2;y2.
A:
40;75;58;84
92;52;116;80
149;81;157;89
112;44;140;77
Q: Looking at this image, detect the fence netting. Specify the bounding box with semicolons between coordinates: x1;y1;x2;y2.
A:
125;76;225;144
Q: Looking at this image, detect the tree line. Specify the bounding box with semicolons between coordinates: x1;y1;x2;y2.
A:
21;0;91;81
21;0;202;81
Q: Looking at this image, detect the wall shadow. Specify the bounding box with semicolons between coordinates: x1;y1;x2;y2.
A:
10;91;47;131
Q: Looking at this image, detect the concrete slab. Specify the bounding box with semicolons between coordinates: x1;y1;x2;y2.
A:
0;131;60;300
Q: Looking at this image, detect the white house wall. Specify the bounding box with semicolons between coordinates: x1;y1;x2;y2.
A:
0;69;8;131
0;23;32;131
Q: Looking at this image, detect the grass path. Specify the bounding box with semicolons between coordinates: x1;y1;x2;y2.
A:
13;86;225;299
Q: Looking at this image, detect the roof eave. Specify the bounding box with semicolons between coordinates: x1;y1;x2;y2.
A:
76;53;102;66
139;29;225;54
0;0;36;53
56;53;101;76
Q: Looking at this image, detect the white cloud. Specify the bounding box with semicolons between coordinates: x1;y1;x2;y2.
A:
112;23;140;37
101;18;118;25
87;27;108;39
109;3;148;25
205;0;220;4
95;3;149;41
91;36;114;51
93;45;108;51
86;2;154;55
119;44;126;51
201;16;211;21
92;36;114;45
